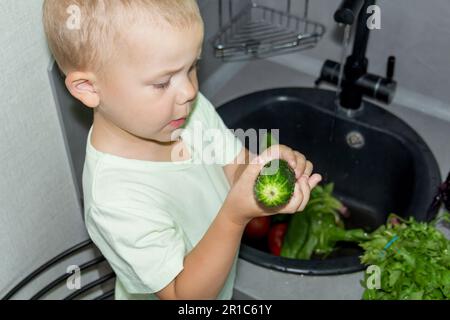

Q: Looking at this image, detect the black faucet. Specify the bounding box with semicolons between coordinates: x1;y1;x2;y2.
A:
317;0;397;110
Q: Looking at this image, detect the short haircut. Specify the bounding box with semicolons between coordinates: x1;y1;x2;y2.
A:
42;0;203;79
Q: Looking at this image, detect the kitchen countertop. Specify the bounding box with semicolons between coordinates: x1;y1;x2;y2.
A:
201;58;450;300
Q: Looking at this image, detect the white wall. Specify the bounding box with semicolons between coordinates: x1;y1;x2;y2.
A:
0;0;89;296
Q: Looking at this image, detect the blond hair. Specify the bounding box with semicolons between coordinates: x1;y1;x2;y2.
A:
42;0;203;79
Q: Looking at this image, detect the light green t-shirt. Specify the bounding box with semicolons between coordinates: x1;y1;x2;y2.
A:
82;93;243;300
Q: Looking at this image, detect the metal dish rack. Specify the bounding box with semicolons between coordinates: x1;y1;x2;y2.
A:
213;0;326;61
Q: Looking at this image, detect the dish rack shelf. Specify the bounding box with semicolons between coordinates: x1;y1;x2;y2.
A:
213;0;326;61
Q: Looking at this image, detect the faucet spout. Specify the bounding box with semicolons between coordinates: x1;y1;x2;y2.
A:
317;0;397;110
334;0;365;26
340;0;375;110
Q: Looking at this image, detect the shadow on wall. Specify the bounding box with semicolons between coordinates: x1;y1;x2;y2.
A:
49;61;93;206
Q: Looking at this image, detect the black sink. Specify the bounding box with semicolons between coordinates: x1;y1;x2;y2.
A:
217;87;442;275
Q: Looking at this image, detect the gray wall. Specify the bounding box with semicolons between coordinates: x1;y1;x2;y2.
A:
200;0;450;106
197;0;251;84
0;0;89;296
292;0;450;105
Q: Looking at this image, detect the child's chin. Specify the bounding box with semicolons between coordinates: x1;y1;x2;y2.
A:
168;129;183;142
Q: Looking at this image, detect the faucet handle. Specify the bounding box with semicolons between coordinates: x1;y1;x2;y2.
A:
386;56;396;82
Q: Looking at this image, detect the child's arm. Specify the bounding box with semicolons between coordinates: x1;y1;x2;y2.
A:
155;145;322;300
155;202;246;300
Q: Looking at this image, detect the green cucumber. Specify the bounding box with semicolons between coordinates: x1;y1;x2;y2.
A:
254;159;296;208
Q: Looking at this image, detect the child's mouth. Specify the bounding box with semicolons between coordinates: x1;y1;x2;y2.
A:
169;118;187;128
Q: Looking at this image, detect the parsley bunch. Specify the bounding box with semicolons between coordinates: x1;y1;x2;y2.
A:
360;213;450;300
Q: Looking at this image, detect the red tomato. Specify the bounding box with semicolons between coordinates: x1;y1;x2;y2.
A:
244;216;271;240
268;223;288;256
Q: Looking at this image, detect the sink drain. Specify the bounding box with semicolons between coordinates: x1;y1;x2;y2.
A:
346;131;365;149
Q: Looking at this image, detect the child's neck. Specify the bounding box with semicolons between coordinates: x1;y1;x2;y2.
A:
90;114;190;163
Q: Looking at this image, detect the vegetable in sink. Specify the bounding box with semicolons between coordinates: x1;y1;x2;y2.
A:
244;216;271;240
254;132;370;257
281;183;370;260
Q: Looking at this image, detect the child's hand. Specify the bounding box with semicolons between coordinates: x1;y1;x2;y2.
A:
224;145;322;226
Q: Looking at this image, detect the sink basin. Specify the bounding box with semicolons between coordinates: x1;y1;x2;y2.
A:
217;87;442;275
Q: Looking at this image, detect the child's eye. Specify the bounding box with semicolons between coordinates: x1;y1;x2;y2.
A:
153;80;171;90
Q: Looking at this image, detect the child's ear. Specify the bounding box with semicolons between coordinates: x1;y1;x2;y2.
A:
65;71;100;109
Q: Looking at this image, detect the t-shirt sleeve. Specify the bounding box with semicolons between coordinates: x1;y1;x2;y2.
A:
196;93;243;166
85;204;186;294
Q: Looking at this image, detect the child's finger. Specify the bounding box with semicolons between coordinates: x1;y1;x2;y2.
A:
257;145;297;169
293;151;307;178
282;182;303;214
308;174;322;189
245;161;269;181
297;176;311;212
303;160;313;177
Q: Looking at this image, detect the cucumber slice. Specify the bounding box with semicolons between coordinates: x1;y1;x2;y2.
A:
254;159;296;208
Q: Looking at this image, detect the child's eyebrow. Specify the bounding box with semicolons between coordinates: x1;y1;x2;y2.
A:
153;66;184;78
145;56;202;81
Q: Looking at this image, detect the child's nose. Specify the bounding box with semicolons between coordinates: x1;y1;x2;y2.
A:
177;78;197;105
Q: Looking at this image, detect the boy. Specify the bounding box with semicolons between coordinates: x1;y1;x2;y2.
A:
42;0;322;300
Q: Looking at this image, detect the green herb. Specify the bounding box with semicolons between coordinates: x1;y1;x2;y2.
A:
281;183;370;259
359;213;450;300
